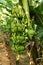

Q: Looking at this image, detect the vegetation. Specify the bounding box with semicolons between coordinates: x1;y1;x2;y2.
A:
0;0;43;65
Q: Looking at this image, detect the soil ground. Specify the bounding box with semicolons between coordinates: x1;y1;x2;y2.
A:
0;42;16;65
0;31;16;65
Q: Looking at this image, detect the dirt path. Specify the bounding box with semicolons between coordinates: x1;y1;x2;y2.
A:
0;31;16;65
0;42;16;65
0;43;10;65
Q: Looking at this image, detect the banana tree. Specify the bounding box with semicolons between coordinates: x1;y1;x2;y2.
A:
0;0;43;65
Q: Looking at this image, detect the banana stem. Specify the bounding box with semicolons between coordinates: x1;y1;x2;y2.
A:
22;0;30;26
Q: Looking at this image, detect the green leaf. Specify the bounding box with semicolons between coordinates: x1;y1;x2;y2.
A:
35;2;43;15
35;28;43;39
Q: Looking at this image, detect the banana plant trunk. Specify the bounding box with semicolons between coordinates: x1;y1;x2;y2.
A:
22;0;30;26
